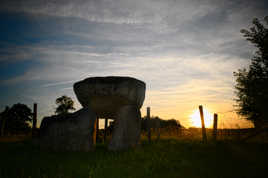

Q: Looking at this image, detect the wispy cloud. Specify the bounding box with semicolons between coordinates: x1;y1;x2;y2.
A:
41;80;75;87
1;0;266;127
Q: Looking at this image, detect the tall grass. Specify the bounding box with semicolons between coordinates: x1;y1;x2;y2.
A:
142;127;268;143
1;134;268;178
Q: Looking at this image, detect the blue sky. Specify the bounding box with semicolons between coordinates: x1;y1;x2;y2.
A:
0;0;267;128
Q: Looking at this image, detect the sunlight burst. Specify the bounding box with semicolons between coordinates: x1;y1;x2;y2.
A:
190;108;213;128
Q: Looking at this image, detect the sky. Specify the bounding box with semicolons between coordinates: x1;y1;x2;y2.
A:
0;0;267;128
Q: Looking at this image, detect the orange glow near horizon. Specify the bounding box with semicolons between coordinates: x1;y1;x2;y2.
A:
190;108;213;128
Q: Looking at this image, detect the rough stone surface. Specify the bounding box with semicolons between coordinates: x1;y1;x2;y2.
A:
108;105;141;150
73;76;146;119
39;108;96;151
39;76;145;151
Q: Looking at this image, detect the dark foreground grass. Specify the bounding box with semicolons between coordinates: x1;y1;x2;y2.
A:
0;139;268;178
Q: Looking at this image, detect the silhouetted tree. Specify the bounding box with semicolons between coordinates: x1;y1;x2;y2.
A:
55;95;75;115
0;106;9;136
0;103;32;135
141;116;182;131
234;16;268;128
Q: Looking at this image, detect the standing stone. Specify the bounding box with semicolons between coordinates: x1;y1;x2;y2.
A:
108;105;141;150
39;107;96;151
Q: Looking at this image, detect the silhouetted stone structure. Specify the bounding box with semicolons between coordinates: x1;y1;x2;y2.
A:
39;108;97;151
74;76;145;150
39;76;146;151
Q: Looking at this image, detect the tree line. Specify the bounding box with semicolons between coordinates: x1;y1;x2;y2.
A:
141;116;183;131
0;95;182;136
0;95;75;136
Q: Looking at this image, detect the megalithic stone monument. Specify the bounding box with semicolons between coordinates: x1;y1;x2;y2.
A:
39;76;146;151
74;76;146;150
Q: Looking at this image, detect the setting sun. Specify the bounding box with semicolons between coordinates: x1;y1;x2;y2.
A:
190;108;213;128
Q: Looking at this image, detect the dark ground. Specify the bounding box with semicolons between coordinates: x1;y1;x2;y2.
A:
0;136;268;178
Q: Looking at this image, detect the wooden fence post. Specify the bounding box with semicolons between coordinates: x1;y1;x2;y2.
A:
33;103;37;129
147;107;151;143
0;115;4;137
96;118;99;142
213;113;218;141
199;105;207;143
32;103;37;137
156;119;161;141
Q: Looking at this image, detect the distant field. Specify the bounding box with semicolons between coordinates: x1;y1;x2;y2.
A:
1;135;268;178
0;135;31;143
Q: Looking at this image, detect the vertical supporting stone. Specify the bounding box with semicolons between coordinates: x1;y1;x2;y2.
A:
93;118;98;145
213;113;218;141
104;118;108;142
109;105;141;150
147;107;151;143
199;105;207;143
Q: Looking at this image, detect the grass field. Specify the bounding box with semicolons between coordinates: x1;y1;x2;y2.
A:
1;136;268;178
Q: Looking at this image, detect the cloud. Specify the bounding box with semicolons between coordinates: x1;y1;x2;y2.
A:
1;0;266;127
2;0;267;28
41;80;75;87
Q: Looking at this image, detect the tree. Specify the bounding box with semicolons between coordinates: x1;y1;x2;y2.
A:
0;103;32;135
234;16;268;128
0;106;9;136
141;116;182;131
55;95;75;115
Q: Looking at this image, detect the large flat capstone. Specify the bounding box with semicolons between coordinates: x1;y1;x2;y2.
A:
73;76;146;118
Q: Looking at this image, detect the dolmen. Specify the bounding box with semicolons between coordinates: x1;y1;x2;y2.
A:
39;76;146;151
